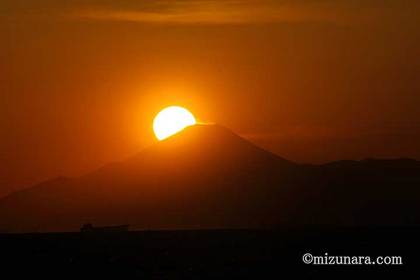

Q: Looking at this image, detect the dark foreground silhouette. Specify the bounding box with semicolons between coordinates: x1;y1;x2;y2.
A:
80;223;129;232
0;124;419;232
0;227;416;278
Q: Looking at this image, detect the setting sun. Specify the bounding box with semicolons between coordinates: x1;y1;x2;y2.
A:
153;106;196;140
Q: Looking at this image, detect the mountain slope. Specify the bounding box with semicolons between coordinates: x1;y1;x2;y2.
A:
0;125;298;232
295;158;420;226
0;125;420;232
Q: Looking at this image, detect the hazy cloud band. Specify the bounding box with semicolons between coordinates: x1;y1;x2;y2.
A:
2;0;419;25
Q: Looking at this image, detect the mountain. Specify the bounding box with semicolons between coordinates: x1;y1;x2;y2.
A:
0;124;420;232
295;158;420;226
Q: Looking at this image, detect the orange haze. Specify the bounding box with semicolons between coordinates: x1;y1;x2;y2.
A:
1;0;420;196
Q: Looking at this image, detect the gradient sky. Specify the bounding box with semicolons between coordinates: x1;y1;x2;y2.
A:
1;0;420;196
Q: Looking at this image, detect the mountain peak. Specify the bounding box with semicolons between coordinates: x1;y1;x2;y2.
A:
136;124;292;167
161;123;246;144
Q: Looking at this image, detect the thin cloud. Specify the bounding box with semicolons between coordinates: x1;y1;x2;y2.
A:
70;2;328;24
68;0;419;25
2;0;419;25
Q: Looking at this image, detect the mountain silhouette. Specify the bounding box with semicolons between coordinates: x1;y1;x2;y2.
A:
0;124;419;232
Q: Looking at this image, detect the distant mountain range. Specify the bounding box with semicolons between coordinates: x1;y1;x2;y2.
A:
0;124;419;232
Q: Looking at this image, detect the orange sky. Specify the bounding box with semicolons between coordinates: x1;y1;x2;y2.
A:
1;0;420;196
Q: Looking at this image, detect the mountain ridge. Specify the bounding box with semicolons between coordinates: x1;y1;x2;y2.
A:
1;124;419;232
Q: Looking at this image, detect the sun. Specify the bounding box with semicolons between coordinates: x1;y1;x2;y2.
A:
153;106;196;140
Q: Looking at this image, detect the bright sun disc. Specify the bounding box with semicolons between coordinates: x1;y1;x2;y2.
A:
153;106;196;140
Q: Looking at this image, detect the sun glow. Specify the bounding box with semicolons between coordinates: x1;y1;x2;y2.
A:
153;106;196;140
